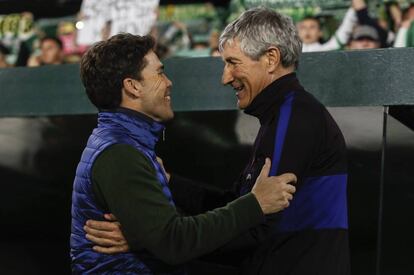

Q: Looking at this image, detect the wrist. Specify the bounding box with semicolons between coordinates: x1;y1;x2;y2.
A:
251;190;266;214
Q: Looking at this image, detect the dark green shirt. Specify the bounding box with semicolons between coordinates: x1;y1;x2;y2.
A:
91;144;264;265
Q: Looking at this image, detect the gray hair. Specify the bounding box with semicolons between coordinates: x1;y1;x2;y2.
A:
219;7;302;68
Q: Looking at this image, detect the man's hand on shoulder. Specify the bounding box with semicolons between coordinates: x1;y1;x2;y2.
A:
251;158;297;214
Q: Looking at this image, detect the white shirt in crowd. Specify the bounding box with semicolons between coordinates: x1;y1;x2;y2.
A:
302;8;357;52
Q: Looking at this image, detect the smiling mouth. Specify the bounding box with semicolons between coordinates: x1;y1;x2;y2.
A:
164;92;171;102
232;83;244;92
232;84;245;99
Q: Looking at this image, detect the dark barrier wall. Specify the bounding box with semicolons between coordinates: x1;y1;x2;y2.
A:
1;48;414;117
0;49;413;275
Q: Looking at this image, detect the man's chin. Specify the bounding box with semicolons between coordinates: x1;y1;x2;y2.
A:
167;113;174;121
162;111;175;122
237;100;248;110
152;111;174;123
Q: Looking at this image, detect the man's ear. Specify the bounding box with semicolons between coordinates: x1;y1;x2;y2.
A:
265;47;281;73
122;77;142;99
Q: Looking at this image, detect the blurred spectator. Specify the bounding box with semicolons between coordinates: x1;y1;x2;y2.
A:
298;8;357;52
1;0;413;65
158;21;191;55
298;17;322;45
57;21;87;63
382;1;403;33
0;43;11;68
348;25;381;50
27;36;64;66
394;4;414;47
76;0;159;47
352;0;395;47
0;12;36;66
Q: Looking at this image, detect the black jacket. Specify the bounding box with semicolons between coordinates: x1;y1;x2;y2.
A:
170;73;350;275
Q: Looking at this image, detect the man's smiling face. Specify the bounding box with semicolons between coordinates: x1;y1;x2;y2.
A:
221;39;271;109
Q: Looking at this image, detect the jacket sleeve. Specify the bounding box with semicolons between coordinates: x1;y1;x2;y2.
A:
394;26;408;47
91;144;264;265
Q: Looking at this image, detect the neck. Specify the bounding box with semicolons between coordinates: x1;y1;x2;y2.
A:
120;102;159;122
268;66;295;85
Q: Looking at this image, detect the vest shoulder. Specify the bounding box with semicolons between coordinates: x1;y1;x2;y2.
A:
93;143;153;173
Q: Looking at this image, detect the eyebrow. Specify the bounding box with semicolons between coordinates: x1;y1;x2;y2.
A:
225;57;241;63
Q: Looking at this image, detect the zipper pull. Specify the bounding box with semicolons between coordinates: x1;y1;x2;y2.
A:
162;129;166;141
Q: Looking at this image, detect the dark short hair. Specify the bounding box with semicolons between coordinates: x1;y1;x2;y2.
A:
40;36;63;49
80;33;155;109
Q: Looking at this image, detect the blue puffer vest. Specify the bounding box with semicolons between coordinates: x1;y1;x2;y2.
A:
70;109;175;274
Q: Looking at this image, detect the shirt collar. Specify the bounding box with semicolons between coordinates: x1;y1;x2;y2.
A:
244;72;302;124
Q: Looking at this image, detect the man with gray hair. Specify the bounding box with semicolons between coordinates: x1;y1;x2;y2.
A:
214;7;349;274
84;7;350;275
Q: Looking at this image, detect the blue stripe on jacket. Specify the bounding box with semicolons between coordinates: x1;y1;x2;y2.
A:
278;174;348;232
268;91;348;231
270;91;295;176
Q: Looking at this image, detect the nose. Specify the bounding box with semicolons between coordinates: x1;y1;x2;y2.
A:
221;64;234;85
165;75;173;88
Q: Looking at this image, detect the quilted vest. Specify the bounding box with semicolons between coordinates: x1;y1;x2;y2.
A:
70;110;176;274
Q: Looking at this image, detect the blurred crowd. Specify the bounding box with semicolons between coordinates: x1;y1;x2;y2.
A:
0;0;414;69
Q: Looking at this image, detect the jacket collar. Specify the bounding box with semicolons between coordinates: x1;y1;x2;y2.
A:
98;107;165;150
244;72;302;124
